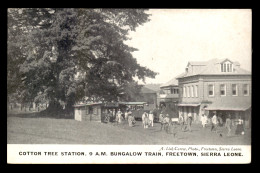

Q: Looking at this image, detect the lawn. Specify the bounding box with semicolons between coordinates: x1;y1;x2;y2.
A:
7;112;251;145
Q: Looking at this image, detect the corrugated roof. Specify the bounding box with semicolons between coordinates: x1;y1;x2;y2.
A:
188;61;207;66
178;103;201;107
204;99;251;111
160;78;178;88
119;102;146;105
178;58;250;78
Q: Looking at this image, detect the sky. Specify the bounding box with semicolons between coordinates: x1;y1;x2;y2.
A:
124;9;252;84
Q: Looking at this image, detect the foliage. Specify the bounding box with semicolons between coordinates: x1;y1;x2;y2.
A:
7;8;157;115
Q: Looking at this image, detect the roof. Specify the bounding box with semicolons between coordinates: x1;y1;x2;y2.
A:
144;84;161;92
177;58;251;79
160;78;178;88
178;103;201;107
119;102;146;105
204;99;251;111
141;86;156;94
73;104;87;107
188;61;207;66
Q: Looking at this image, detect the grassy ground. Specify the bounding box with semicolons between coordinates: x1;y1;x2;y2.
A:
7;112;251;145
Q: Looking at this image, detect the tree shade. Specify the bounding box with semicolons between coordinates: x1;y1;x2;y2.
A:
7;8;157;115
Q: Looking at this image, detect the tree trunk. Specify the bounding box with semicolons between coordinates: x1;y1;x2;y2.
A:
42;100;64;118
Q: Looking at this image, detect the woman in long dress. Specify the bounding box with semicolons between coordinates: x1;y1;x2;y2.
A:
143;113;149;129
148;111;154;127
201;114;208;128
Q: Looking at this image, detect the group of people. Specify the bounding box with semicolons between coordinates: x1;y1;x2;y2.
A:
141;111;154;129
172;112;246;137
210;113;245;136
106;108;246;137
106;109;136;127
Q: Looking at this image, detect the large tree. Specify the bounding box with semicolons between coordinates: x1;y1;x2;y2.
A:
7;8;157;115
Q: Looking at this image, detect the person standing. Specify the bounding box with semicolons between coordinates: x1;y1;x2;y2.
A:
235;116;244;135
179;114;186;131
159;113;165;131
211;113;218;133
148;111;154;127
128;112;135;127
125;110;129;122
142;112;147;128
143;113;149;129
116;109;122;124
225;114;232;136
201;114;208;129
187;113;193;132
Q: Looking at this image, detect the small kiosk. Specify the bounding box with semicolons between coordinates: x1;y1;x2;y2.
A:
73;102;127;122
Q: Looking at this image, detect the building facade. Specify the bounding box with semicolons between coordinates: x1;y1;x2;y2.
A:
159;78;179;118
159;78;179;106
176;58;251;127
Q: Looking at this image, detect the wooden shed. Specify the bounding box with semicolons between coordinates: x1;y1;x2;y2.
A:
73;102;126;122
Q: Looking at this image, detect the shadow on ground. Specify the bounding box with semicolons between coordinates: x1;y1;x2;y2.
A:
7;111;73;119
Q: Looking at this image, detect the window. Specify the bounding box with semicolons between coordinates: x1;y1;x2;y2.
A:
220;84;226;96
187;86;190;97
195;85;198;97
232;84;238;96
183;87;186;97
208;84;214;96
243;84;249;96
221;62;233;72
176;89;179;94
191;86;194;97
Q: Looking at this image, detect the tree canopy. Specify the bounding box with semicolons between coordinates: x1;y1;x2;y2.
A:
7;8;157;114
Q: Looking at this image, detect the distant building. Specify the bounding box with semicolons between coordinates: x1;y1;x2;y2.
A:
159;78;179;107
136;86;158;110
176;58;251;127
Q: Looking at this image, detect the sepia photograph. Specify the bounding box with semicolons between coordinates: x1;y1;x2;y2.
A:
7;8;252;163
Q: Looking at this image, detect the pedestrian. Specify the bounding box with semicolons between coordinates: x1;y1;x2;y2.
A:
225;114;232;136
167;119;177;138
125;110;129;122
142;111;147;127
163;114;170;132
235;116;244;135
128;112;135;127
211;113;218;133
187;113;193;132
148;110;154;127
179;114;186;131
159;113;165;131
217;114;223;127
143;113;149;129
116;109;122;124
201;114;208;128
